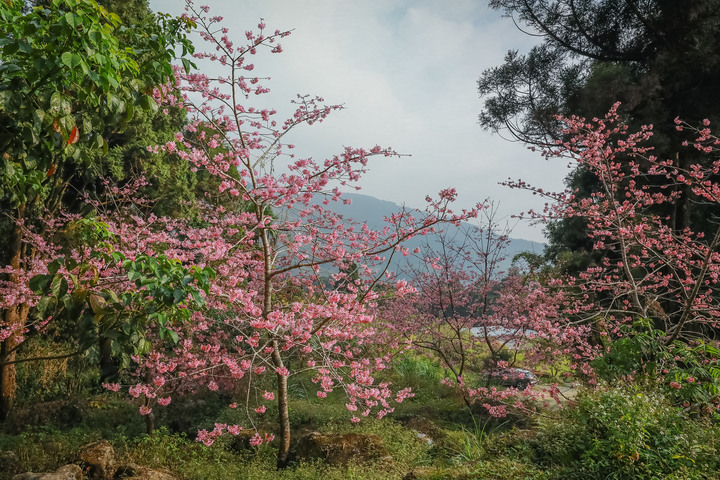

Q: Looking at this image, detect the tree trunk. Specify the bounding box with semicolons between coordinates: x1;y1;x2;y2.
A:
0;204;27;421
98;336;119;385
144;370;155;435
272;341;291;469
145;409;155;435
0;321;19;421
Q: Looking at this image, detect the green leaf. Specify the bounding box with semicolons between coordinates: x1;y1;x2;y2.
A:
139;94;158;113
87;28;102;46
59;115;75;136
4;162;15;178
3;40;18;55
181;57;193;74
16;40;31;53
36;296;57;316
106;92;125;113
51;276;69;298
50;91;64;111
29;274;53;294
61;51;74;68
121;322;132;336
102;329;121;340
32;108;46;127
64;12;78;28
47;257;64;275
173;288;185;304
191;290;205;306
136;337;150;354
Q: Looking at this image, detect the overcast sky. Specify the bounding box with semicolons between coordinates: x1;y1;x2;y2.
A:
148;0;571;243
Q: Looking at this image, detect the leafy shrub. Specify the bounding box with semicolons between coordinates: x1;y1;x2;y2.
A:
0;427;98;478
446;416;496;464
592;318;720;411
15;338;98;404
532;385;720;479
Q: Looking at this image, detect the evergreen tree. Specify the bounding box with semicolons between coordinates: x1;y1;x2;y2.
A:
479;0;720;267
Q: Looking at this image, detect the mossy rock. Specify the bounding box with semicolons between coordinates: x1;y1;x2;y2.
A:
295;432;390;465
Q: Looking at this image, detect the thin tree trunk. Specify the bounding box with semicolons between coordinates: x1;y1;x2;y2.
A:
0;204;26;421
272;341;291;468
145;410;155;435
0;322;19;421
144;370;155;435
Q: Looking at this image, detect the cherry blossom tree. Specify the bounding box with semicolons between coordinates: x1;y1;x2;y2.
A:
379;207;583;417
82;1;480;466
1;177;215;398
506;103;720;406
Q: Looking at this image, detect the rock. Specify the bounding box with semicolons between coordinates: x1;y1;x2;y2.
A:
12;464;82;480
0;450;19;471
113;464;178;480
415;433;434;446
404;416;444;441
112;464;142;478
79;440;115;479
295;432;389;465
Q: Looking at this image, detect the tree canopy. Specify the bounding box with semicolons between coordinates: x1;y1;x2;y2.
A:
0;0;194;419
480;0;720;146
479;0;720;268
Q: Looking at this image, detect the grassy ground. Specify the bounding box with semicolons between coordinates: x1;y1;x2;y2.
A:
1;355;718;479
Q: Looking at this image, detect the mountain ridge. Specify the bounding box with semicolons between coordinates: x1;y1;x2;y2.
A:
318;192;545;274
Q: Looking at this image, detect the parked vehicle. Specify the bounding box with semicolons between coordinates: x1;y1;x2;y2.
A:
485;368;537;389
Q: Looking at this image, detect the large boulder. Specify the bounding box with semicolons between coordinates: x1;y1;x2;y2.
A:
79;440;115;479
295;432;389;465
12;464;83;480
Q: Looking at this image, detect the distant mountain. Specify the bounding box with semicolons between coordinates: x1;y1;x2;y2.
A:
315;192;545;275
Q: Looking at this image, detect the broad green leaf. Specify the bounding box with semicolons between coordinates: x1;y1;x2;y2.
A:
50;91;64;112
64;12;78;28
47;257;64;275
173;288;185;304
36;296;57;316
51;275;69;298
29;274;53;293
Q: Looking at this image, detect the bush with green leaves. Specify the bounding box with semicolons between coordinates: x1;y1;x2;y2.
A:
532;386;720;479
592;318;720;413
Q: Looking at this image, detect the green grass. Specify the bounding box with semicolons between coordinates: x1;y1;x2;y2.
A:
2;355;719;480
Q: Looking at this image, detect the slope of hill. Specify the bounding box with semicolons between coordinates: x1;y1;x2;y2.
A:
315;192;544;275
